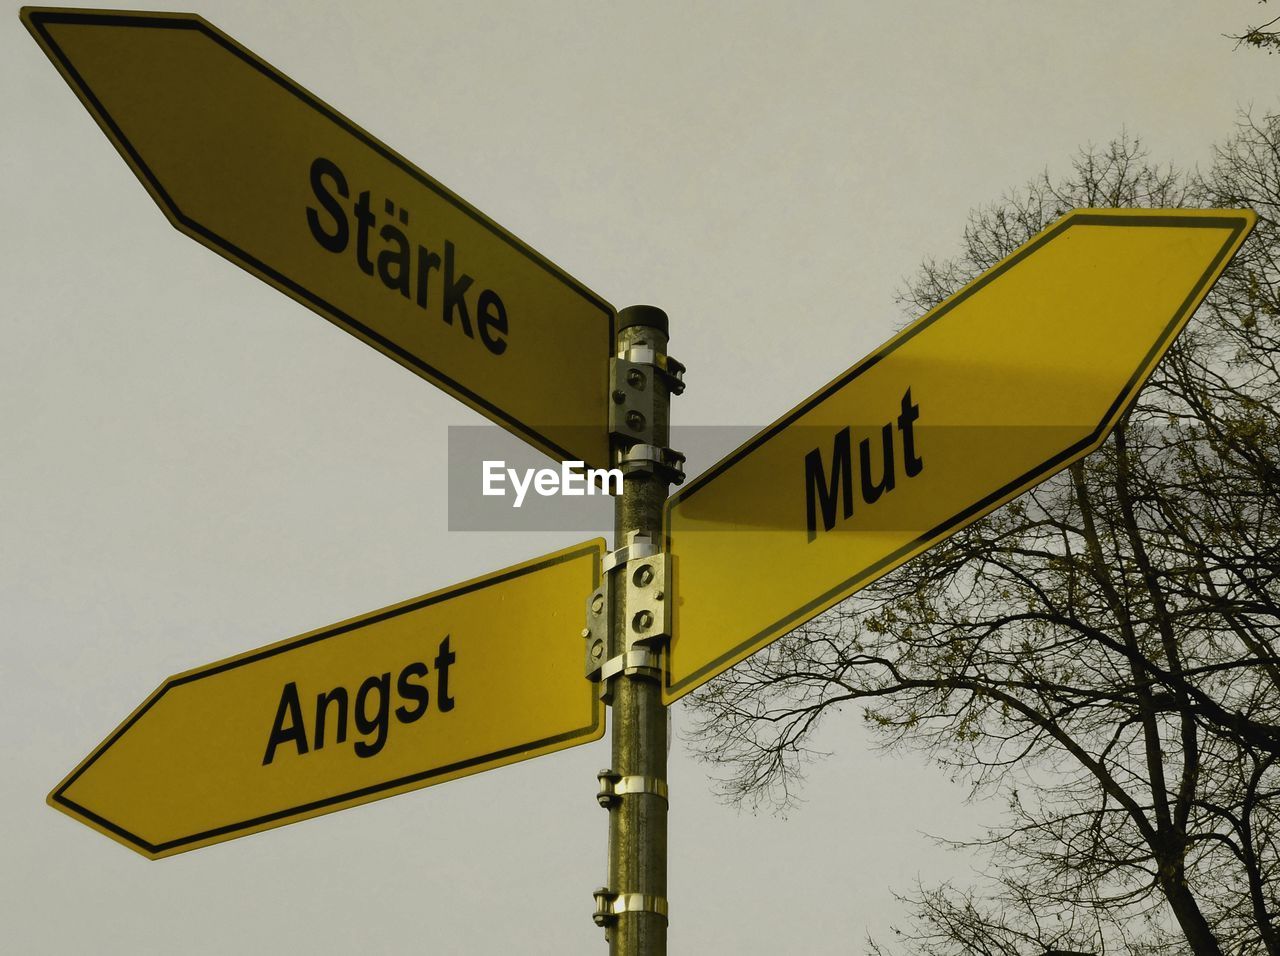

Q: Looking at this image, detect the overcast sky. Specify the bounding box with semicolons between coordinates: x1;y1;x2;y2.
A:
4;2;1277;953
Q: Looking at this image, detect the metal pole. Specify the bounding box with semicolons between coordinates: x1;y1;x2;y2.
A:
600;305;674;955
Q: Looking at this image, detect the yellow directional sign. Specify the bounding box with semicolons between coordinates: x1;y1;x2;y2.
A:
49;540;604;859
22;7;613;467
663;209;1255;703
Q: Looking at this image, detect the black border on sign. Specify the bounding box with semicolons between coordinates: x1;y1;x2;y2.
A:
663;211;1254;699
22;7;614;467
48;540;604;857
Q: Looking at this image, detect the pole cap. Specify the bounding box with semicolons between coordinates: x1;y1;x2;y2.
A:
617;305;669;336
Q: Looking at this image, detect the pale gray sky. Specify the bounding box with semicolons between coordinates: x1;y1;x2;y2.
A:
3;2;1276;953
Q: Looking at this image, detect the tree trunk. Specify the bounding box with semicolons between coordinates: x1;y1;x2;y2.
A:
1160;873;1225;956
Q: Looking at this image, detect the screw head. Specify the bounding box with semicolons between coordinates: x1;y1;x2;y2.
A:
626;410;645;431
633;564;654;587
626;368;646;389
632;610;654;632
590;638;605;660
591;594;605;614
611;389;627;404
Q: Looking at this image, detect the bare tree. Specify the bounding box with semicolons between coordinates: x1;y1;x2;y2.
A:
1228;1;1280;54
687;127;1280;956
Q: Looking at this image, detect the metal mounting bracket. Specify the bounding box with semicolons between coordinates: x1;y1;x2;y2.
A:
622;551;670;651
608;345;686;445
585;534;672;697
585;593;663;698
609;356;658;445
583;578;610;683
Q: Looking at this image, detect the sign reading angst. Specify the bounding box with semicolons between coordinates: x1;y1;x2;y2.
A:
663;209;1256;704
261;636;457;765
47;541;604;859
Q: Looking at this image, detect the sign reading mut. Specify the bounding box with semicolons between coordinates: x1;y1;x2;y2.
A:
48;541;604;859
803;388;924;541
664;209;1256;703
21;7;614;467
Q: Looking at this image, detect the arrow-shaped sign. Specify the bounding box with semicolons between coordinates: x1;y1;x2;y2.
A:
22;7;614;467
663;209;1255;702
49;540;603;858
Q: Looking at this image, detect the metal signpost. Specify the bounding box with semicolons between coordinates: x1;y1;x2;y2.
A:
23;6;1259;955
585;306;684;952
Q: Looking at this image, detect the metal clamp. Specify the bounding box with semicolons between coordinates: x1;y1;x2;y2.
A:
596;769;669;808
603;531;659;573
593;888;670;927
618;443;686;485
598;647;661;681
